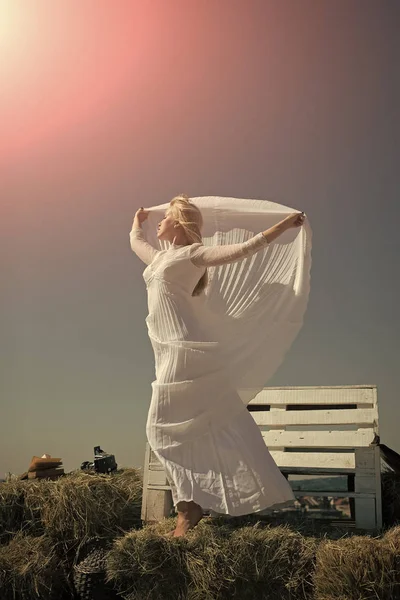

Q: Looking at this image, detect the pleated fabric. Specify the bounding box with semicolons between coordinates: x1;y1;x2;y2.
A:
132;196;312;515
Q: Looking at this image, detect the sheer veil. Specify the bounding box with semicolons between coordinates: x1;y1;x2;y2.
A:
140;196;312;406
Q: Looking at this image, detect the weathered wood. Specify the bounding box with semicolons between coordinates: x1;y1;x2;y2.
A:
146;450;362;473
279;466;355;475
262;429;375;448
354;446;382;530
144;488;173;522
141;443;151;522
355;446;378;471
251;408;377;427
146;448;358;472
270;451;355;469
293;491;375;499
148;468;170;487
147;484;171;491
248;386;376;406
355;474;377;492
353;497;377;530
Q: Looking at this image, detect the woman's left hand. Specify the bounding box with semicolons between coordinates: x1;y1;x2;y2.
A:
283;212;306;229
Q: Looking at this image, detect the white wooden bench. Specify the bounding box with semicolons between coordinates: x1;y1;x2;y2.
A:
141;385;382;532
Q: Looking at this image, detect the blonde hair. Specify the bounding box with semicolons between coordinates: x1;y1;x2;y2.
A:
167;194;208;296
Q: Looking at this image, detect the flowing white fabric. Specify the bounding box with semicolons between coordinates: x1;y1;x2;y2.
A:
129;196;312;516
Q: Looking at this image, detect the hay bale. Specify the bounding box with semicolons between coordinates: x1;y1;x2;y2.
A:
182;520;234;599
314;530;400;600
0;480;25;543
0;531;69;600
0;468;142;548
382;524;400;546
106;518;317;600
26;468;142;543
106;519;190;600
221;523;317;600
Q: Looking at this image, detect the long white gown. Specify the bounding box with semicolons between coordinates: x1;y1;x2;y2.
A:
129;196;312;516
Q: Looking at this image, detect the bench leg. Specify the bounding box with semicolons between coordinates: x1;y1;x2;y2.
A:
143;488;173;523
354;446;382;532
141;442;174;523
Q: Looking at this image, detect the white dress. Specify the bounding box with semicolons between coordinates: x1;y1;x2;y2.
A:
129;196;312;516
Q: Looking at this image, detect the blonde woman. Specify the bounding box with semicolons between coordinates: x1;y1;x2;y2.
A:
130;194;306;537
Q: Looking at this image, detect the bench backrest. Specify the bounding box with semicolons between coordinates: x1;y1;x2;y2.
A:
247;385;378;470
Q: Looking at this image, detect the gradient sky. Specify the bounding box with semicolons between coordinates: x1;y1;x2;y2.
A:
1;0;399;478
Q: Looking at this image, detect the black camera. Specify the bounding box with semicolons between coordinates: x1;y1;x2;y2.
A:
80;446;117;474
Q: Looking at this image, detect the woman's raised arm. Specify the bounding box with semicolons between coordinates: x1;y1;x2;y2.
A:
189;212;305;268
129;226;161;265
129;209;162;265
190;232;269;267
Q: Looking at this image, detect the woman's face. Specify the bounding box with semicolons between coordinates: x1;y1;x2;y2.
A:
157;210;176;241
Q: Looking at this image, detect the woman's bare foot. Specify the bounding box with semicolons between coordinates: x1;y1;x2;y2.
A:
173;501;203;537
164;530;175;537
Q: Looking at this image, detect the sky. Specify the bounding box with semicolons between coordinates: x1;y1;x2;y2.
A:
1;0;399;478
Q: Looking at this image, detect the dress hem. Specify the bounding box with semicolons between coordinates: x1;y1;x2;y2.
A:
172;495;296;517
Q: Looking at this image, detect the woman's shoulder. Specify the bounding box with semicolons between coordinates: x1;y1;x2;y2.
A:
187;242;204;256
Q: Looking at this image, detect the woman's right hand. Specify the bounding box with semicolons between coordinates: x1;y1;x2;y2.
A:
283;212;306;229
133;207;150;228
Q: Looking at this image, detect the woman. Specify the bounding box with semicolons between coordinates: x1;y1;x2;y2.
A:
130;194;307;537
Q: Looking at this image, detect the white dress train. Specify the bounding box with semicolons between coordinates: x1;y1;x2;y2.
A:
129;196;312;516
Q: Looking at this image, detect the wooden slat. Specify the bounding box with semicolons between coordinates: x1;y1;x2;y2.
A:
355;447;382;529
150;450;160;463
141;443;151;521
148;484;376;500
145;489;173;522
293;491;375;499
280;466;355;475
148;469;169;486
355;474;377;493
249;386;377;407
270;451;355;469
252;385;376;390
251;408;377;427
355;447;377;471
354;497;378;530
149;462;164;469
262;429;375;448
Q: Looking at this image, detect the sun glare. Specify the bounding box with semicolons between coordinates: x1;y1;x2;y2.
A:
0;2;26;50
0;2;139;165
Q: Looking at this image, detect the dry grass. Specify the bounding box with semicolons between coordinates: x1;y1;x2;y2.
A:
106;517;317;600
314;525;400;600
0;468;142;547
0;531;69;600
0;481;25;542
0;468;143;599
2;468;400;599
